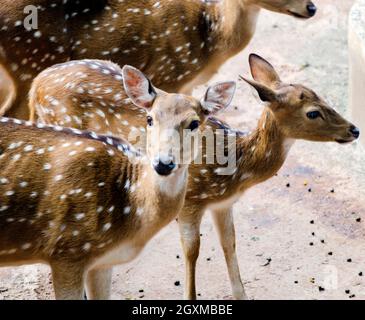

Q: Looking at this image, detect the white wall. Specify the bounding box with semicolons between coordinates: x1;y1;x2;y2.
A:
349;0;365;148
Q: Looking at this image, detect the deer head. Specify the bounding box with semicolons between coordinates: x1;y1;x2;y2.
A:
122;66;236;176
241;54;360;144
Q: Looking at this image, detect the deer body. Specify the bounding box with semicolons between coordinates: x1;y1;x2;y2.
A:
0;0;316;119
29;60;148;132
1;65;236;299
0;119;175;264
29;55;360;299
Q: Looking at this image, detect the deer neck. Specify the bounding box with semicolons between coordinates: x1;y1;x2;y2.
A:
186;109;294;206
214;0;260;53
104;160;188;249
236;107;295;184
134;162;189;222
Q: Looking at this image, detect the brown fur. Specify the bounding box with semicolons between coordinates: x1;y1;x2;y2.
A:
29;54;359;299
0;0;316;119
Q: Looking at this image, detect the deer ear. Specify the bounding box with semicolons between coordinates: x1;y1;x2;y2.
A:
240;76;277;103
122;65;157;109
201;82;236;115
249;54;281;88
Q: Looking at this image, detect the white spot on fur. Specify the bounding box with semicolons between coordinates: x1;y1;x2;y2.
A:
21;243;32;250
103;223;112;232
123;207;131;215
75;213;85;220
83;243;91;251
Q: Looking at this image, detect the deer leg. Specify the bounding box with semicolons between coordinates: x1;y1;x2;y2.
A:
211;207;247;300
50;262;86;300
0;64;16;117
178;208;204;300
85;268;112;300
29;102;36;122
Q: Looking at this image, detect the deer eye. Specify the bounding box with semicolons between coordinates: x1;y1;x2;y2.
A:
306;111;321;120
147;116;153;127
188;120;200;131
300;93;305;100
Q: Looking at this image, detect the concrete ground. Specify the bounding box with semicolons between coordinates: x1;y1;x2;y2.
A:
0;0;364;300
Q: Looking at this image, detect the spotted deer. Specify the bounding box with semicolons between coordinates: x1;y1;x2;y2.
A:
0;66;236;300
29;54;360;299
0;0;316;119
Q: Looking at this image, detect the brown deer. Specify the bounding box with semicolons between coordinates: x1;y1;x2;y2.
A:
0;66;236;300
0;0;317;119
29;54;360;300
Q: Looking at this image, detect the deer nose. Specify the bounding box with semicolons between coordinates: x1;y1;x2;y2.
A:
153;155;176;176
307;3;317;17
154;161;176;176
350;126;360;139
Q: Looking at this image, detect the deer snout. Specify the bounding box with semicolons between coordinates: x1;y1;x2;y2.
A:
349;125;360;139
153;155;176;176
287;1;316;19
336;125;360;144
306;3;317;17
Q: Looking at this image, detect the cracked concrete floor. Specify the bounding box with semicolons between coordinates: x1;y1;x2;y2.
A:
0;0;364;300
